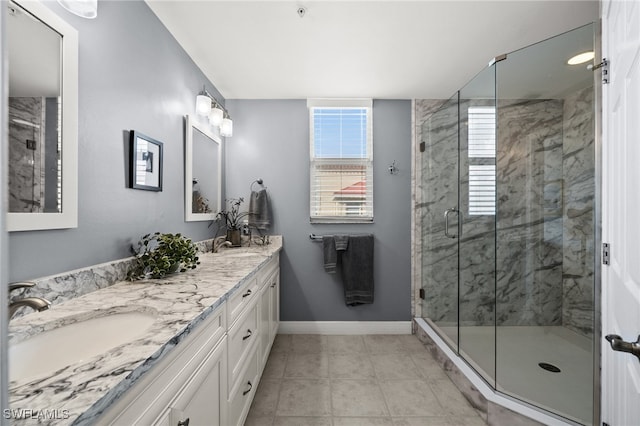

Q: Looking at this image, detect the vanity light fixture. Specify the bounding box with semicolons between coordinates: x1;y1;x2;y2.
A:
567;51;595;65
195;86;233;137
57;0;97;19
221;113;233;137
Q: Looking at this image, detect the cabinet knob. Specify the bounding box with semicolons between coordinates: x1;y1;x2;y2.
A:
242;329;253;340
177;418;190;426
242;289;252;298
242;381;253;396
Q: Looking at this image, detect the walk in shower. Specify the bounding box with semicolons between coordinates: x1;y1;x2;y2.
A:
416;23;597;425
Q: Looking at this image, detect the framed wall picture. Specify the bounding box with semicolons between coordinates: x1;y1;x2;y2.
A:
130;131;163;191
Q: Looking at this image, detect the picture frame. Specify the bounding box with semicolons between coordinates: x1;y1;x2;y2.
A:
130;130;163;191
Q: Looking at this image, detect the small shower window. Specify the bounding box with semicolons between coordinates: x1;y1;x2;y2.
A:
468;106;496;215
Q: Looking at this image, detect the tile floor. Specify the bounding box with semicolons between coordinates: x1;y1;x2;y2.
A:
245;334;487;426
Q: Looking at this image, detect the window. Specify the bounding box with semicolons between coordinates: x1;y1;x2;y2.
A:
308;99;373;222
468;106;496;216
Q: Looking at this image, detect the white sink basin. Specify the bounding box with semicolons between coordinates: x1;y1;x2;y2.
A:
10;311;157;382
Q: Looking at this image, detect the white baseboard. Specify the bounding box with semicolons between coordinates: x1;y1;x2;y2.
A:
278;321;412;335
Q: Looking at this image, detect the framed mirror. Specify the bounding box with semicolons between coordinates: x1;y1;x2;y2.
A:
185;115;222;221
6;0;78;231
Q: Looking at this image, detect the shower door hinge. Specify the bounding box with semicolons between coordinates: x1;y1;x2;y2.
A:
420;141;425;153
589;58;609;84
419;288;425;299
603;243;610;265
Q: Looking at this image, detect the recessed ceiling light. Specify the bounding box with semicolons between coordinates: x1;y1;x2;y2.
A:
567;51;595;65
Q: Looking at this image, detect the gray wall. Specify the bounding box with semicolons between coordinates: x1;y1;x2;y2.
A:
8;1;224;281
225;100;412;321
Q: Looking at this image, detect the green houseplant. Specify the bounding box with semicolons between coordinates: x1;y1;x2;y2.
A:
128;232;200;280
217;198;249;247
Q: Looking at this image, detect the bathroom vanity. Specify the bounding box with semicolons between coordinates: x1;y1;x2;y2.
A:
8;237;281;426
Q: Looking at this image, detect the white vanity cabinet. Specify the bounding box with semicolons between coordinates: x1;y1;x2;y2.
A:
155;337;227;426
226;253;280;426
258;263;280;369
96;252;280;426
98;305;227;426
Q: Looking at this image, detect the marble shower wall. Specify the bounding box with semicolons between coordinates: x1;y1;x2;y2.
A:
495;99;564;326
416;92;594;333
562;87;595;338
8;97;45;213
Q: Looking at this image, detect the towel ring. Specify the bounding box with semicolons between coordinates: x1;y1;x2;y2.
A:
250;179;264;192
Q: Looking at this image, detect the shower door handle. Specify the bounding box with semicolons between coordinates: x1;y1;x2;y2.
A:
605;334;640;362
444;208;458;239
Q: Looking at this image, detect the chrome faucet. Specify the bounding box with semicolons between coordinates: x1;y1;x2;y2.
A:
212;236;233;253
8;282;51;320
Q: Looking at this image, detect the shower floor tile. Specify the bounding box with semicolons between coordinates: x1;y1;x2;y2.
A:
246;334;487;426
439;325;592;424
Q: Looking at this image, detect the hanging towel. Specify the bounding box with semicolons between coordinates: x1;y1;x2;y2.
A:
340;234;374;306
248;188;271;230
323;236;337;274
334;235;349;251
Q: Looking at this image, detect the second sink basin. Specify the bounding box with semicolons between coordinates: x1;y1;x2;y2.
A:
10;311;157;383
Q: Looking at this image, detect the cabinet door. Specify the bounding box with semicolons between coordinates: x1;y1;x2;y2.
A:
259;282;271;368
163;337;227;426
268;270;280;342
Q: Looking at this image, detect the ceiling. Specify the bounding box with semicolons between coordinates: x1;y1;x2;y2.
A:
148;1;599;100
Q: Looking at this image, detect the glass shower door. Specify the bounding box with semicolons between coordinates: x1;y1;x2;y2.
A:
458;65;497;385
420;94;459;348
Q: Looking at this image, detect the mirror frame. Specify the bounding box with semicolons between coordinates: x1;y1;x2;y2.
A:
184;115;222;222
7;0;78;232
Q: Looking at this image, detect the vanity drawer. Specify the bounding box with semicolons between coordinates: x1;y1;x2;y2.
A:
227;303;258;390
256;254;279;289
226;277;258;328
228;347;259;426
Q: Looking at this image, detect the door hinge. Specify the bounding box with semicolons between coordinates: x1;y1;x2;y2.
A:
603;243;610;265
589;58;609;84
419;141;426;153
419;288;425;300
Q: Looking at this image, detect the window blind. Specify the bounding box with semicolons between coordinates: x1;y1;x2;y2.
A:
309;102;373;222
468;106;496;216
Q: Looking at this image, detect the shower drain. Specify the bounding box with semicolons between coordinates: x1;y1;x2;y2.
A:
538;362;561;373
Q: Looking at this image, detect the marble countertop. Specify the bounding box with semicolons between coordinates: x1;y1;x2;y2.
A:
8;236;282;425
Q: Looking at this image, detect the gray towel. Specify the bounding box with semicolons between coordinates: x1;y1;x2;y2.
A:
323;236;337;274
334;235;349;251
340;235;374;305
248;188;271;230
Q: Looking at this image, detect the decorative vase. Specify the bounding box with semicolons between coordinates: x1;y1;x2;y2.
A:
226;228;242;247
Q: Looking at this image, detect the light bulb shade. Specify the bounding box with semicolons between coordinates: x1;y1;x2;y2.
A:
209;106;224;127
221;118;233;137
57;0;97;18
196;95;212;116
